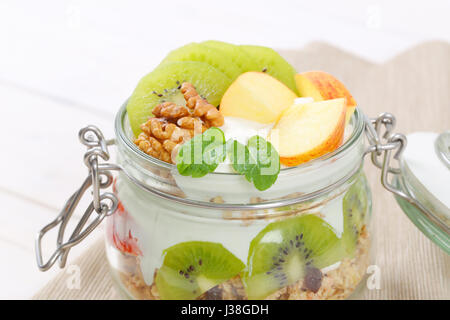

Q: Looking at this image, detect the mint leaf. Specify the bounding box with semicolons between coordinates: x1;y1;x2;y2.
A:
176;129;280;190
227;136;280;191
176;127;226;178
247;136;280;191
226;139;254;182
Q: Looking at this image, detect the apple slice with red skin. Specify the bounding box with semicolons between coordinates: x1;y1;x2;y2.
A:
295;71;356;124
268;98;347;167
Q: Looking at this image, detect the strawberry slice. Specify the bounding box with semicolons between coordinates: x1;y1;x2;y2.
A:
111;228;142;256
107;180;142;256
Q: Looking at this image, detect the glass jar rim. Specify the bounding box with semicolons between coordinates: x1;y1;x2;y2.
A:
114;101;365;176
112;102;366;211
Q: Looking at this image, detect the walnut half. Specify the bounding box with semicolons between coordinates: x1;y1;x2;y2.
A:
134;82;224;164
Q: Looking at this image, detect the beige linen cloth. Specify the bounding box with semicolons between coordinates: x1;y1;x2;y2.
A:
33;41;450;300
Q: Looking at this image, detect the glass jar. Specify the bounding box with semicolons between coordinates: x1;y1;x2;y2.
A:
105;104;373;300
38;104;447;300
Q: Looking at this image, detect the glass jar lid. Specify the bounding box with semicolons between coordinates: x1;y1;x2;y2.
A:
394;131;450;253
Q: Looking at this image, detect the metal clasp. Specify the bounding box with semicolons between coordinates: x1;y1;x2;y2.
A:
35;126;118;271
364;113;449;236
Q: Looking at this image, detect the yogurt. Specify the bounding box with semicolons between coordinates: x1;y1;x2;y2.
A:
219;116;274;146
116;171;346;285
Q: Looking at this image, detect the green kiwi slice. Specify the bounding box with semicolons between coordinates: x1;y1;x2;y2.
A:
243;214;344;299
155;241;245;300
201;40;260;73
160;43;243;81
239;45;298;94
126;61;231;137
342;173;370;257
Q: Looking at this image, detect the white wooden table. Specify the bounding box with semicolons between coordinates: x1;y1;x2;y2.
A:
1;0;449;299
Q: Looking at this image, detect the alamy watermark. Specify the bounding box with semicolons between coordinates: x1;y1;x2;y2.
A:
66;264;81;290
366;5;383;30
366;264;381;290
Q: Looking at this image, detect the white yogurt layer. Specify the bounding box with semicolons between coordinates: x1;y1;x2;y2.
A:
116;175;346;285
294;97;315;105
216;117;274;173
219;117;274;146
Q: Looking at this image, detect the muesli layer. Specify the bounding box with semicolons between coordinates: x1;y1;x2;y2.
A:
114;227;370;300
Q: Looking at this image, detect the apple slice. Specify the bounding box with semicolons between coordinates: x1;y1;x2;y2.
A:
295;71;356;124
268;98;346;167
220;72;297;123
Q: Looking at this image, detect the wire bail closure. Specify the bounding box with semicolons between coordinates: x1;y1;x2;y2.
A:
35;126;118;271
363;113;449;236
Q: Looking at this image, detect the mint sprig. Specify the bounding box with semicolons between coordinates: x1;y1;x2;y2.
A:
176;127;226;178
175;128;280;191
227;136;280;191
226;139;254;181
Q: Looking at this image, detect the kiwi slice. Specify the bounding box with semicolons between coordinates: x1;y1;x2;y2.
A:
201;40;260;73
239;45;298;94
126;61;231;136
155;241;245;300
243;214;343;299
160;43;243;81
342;173;370;257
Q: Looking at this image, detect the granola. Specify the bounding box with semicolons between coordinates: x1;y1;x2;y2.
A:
265;226;370;300
115;228;370;300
